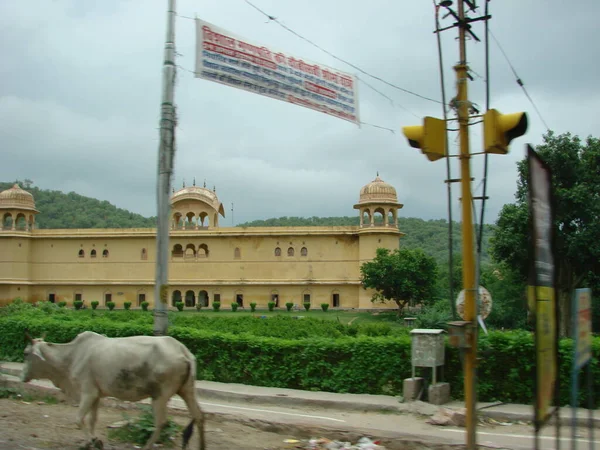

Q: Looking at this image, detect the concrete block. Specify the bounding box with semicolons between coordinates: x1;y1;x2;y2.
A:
428;382;451;405
403;377;424;402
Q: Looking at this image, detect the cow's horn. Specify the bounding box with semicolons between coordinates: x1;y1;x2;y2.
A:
41;332;47;340
24;329;33;343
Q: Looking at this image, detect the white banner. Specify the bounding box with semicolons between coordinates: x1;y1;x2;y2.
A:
195;19;359;125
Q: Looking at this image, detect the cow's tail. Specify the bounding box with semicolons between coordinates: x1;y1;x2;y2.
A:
182;419;194;449
181;358;197;450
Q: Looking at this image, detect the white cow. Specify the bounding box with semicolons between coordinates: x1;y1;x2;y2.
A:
21;330;205;450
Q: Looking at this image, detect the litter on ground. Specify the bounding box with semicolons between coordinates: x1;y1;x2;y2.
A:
283;436;386;449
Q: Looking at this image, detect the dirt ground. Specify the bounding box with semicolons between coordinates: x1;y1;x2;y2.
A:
0;398;299;450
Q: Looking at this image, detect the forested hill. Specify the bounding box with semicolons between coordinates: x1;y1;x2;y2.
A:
0;181;156;229
237;216;494;265
1;181;493;264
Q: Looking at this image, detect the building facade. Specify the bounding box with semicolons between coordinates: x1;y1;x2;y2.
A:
0;176;404;309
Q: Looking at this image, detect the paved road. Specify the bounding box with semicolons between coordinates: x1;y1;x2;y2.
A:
2;363;599;450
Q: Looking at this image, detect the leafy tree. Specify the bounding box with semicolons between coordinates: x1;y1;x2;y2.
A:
490;131;600;335
0;181;156;229
480;262;528;330
361;248;438;316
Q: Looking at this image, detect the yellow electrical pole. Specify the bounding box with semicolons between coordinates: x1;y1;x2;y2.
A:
402;3;528;449
454;0;478;448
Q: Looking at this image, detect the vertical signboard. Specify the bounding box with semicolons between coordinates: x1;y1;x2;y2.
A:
526;144;558;433
571;287;593;450
574;288;592;370
194;19;360;125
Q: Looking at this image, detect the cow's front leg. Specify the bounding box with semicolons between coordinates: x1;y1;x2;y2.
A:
76;391;99;444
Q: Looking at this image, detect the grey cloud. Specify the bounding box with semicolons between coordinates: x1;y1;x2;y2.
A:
0;0;598;226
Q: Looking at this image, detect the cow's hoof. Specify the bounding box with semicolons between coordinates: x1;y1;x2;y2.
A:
92;438;104;450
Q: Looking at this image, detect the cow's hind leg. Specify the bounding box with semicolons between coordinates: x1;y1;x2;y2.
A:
178;388;205;450
141;396;168;450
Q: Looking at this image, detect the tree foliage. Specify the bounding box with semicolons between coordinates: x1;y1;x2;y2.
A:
360;248;438;315
490;131;600;334
239;216;493;268
0;181;156;229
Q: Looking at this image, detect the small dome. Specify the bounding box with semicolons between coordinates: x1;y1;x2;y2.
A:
0;184;39;212
170;186;225;217
357;175;399;205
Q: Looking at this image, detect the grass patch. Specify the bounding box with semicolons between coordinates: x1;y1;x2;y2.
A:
107;406;181;447
0;387;57;404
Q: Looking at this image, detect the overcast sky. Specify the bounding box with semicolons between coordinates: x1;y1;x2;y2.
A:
1;1;597;226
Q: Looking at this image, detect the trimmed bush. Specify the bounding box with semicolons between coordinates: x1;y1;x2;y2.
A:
267;302;275;312
250;302;257;313
73;301;83;310
57;301;67;308
106;302;115;311
175;302;184;312
285;302;294;312
231;303;239;312
2;307;599;407
195;303;202;311
303;302;311;311
124;302;132;311
141;301;149;312
91;301;99;310
212;301;221;312
321;303;329;312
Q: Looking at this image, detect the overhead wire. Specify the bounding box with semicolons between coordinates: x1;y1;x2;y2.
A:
489;29;551;131
243;0;444;106
432;0;457;320
476;0;491;277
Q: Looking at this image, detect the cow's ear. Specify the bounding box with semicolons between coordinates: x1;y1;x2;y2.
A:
32;345;46;361
24;329;33;343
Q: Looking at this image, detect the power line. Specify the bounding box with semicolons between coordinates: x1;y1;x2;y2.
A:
243;0;444;106
357;76;421;119
432;0;456;320
489;29;551;131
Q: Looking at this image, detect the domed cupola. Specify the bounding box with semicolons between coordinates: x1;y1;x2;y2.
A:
353;174;403;228
170;179;225;229
0;184;39;231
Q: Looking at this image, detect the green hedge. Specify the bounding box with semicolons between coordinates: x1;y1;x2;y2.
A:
1;313;598;407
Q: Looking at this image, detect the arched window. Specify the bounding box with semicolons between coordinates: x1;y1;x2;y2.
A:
15;214;27;230
3;213;13;230
185;243;196;258
102;249;109;258
198;290;209;307
90;249;97;258
171;244;183;258
287;247;295;257
274;247;281;256
141;248;148;260
171;290;182;307
198;244;209;258
373;208;385;226
301;247;308;257
185;290;195;307
234;247;241;259
78;249;85;258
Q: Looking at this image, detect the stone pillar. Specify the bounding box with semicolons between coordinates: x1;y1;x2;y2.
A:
403;377;424;402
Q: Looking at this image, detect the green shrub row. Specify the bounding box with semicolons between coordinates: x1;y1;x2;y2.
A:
0;313;598;407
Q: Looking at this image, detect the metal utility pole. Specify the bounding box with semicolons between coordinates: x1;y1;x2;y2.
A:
454;1;478;447
154;0;177;336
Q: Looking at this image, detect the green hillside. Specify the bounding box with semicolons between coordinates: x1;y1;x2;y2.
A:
1;180;493;265
237;216;494;265
0;180;156;229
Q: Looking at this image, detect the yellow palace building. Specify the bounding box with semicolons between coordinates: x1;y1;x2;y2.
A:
0;175;403;309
